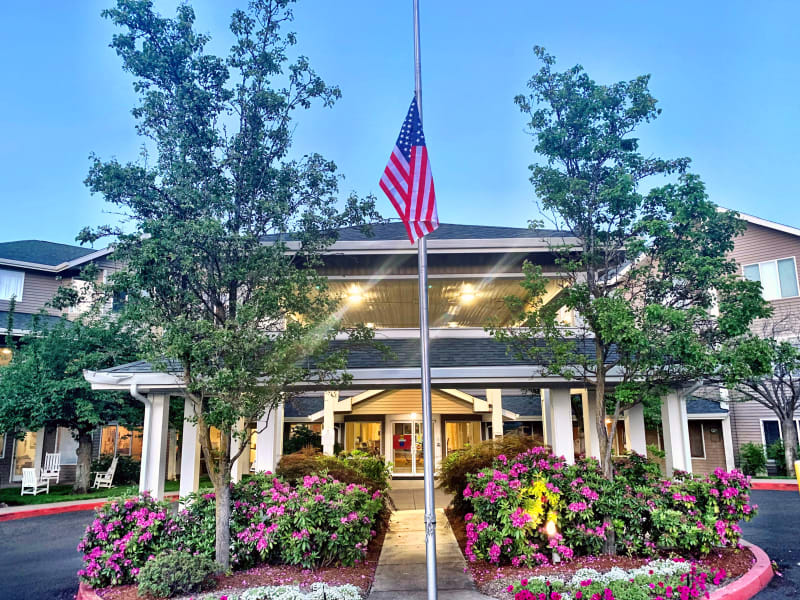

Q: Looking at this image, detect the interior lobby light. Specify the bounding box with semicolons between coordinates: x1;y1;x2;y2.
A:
0;347;12;366
347;286;363;304
365;322;375;329
459;284;476;304
447;321;459;328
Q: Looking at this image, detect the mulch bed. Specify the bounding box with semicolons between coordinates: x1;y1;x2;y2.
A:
96;525;387;600
444;507;757;599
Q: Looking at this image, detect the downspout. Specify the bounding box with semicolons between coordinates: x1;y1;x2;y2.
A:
130;384;151;494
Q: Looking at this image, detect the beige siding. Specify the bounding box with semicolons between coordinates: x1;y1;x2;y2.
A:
729;397;800;450
0;270;68;317
730;223;800;332
690;419;727;476
350;389;474;415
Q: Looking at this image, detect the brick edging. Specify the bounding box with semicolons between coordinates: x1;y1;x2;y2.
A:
77;582;103;600
750;480;798;491
0;493;179;522
708;541;773;600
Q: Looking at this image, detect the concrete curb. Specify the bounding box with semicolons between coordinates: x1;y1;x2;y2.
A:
750;480;798;491
0;493;179;522
708;541;773;600
77;581;103;600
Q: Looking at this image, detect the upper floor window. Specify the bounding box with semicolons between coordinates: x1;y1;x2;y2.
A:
743;258;799;300
0;269;24;301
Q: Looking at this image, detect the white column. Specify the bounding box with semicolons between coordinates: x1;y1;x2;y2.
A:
166;429;178;480
230;418;251;483
541;389;553;446
33;427;46;478
179;397;201;500
624;403;647;455
661;390;692;476
721;415;735;472
255;407;279;474
549;388;575;464
322;391;338;456
487;389;503;438
581;390;600;459
143;394;170;499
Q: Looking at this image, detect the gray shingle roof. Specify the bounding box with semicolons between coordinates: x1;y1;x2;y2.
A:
98;338;610;376
0;240;96;266
687;397;727;415
284;395;324;418
264;222;569;243
501;394;543;417
0;311;65;332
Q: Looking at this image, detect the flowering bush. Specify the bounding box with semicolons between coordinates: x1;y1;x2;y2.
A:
508;560;723;600
78;472;386;588
462;447;756;566
77;492;173;587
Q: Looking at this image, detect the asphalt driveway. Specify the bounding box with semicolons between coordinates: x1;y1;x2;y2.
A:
741;489;800;599
0;511;93;600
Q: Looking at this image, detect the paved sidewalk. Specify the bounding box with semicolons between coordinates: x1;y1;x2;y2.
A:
369;508;490;600
388;479;453;510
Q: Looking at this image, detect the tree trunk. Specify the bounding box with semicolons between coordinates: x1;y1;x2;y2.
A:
73;431;93;494
214;473;231;571
781;416;798;477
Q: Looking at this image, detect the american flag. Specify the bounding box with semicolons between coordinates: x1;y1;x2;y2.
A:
380;97;439;244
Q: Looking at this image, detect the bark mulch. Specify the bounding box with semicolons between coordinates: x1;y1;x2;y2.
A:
444;507;757;599
97;525;387;600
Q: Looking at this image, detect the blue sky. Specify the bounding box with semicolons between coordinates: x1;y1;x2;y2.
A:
1;1;799;246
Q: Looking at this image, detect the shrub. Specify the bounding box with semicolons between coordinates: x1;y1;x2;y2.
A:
461;447;757;566
739;442;766;476
234;583;363;600
77;493;173;587
91;454;141;485
136;551;216;598
277;449;390;494
437;434;539;515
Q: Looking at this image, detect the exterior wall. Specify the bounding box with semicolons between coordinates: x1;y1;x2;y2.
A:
729;223;800;333
0;433;14;485
350;389;474;415
728;397;800;458
689;419;727;476
0;269;68;317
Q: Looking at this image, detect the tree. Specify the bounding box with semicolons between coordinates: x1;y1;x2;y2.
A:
81;0;380;570
493;48;770;481
0;310;142;493
718;322;800;475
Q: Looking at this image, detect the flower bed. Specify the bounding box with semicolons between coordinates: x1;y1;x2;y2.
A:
78;471;388;596
461;448;756;566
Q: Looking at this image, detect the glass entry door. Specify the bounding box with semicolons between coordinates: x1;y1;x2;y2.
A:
392;422;423;475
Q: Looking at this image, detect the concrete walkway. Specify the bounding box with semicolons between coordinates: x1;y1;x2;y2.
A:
369;508;490;599
388;479;453;510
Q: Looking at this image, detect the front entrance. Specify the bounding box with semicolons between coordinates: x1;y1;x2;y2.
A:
392;421;425;476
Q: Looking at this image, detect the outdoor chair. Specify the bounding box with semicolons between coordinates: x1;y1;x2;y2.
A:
21;468;50;496
42;452;61;484
93;455;119;489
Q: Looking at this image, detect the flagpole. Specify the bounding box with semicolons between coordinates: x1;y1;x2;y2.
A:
413;1;438;599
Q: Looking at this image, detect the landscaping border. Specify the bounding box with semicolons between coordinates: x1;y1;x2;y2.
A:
77;582;103;600
0;493;179;522
708;541;773;600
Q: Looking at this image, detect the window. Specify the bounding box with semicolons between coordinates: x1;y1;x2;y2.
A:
744;258;799;300
99;425;143;459
0;269;24;301
344;422;382;455
688;422;705;459
0;432;5;459
55;427;78;465
761;419;800;448
445;421;482;455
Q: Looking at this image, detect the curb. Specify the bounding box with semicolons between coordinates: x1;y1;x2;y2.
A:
77;582;103;600
708;541;773;600
750;481;798;492
0;493;179;522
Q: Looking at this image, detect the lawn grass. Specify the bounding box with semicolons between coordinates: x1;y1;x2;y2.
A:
0;476;212;506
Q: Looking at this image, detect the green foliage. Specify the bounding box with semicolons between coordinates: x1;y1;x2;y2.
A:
82;0;382;568
462;447;755;565
91;454;141;486
136;551;217;599
739;442;766;476
495;47;771;476
437;435;539;515
283;425;322;454
277;449;391;495
646;444;666;460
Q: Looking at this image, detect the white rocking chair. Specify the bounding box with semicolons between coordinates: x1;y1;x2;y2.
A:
21;468;50;496
93;456;119;489
42;452;62;484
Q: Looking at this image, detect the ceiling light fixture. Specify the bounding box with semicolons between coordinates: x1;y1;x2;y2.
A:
447;321;458;328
